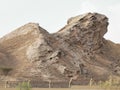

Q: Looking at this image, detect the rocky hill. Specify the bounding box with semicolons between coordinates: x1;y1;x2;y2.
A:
0;13;120;82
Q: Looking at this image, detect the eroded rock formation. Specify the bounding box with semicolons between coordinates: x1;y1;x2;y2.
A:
0;13;120;82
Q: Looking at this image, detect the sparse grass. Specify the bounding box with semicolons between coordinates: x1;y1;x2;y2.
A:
89;76;120;90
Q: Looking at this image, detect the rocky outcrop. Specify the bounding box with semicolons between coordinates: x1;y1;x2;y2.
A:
0;13;120;82
58;13;108;53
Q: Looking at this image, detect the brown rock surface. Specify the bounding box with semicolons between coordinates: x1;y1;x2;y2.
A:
0;13;120;82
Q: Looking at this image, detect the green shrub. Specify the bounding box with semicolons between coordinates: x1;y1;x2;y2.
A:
17;81;31;90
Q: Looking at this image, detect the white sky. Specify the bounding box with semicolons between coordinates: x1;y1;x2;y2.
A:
0;0;120;43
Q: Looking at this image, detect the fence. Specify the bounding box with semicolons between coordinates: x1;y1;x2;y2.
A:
1;78;120;88
0;79;90;88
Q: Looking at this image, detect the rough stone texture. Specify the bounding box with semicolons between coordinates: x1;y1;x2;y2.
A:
0;13;120;82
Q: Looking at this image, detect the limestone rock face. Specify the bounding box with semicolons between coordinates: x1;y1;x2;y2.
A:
0;13;120;82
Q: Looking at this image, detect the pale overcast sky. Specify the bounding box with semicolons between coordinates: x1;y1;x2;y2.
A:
0;0;120;43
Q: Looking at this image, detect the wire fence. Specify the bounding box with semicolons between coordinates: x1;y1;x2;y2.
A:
1;77;120;88
0;79;90;88
0;78;111;88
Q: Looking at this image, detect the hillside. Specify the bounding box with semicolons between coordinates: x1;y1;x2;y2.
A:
0;13;120;82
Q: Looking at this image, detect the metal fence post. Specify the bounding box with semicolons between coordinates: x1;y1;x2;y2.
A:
89;78;93;87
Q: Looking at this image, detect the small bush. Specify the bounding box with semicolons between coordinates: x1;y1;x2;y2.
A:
17;81;31;90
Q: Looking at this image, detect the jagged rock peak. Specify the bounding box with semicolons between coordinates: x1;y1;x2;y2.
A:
67;13;108;25
58;12;108;52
